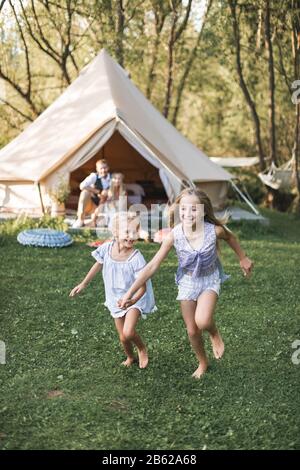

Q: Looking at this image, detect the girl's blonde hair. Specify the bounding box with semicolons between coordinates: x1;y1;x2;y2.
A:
110;211;140;239
108;173;126;200
169;188;229;229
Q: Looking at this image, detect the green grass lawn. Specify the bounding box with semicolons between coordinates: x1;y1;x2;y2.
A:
0;208;300;450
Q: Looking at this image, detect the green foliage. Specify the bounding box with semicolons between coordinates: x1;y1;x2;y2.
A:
48;179;71;204
70;228;99;244
0;0;296;170
0;209;300;449
0;214;68;236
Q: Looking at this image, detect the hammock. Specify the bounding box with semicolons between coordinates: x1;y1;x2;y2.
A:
258;157;298;190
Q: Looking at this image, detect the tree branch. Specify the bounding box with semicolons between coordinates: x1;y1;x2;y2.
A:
174;0;192;42
0;0;6;13
19;0;72;84
228;0;265;170
172;0;213;126
0;98;34;122
9;0;32;99
163;7;178;117
146;4;167;99
265;0;277;164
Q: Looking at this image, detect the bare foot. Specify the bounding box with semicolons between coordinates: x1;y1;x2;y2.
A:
122;357;135;367
137;347;149;369
209;330;225;359
192;362;208;379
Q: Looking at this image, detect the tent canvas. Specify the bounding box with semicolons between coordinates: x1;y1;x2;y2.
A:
0;49;231;215
210;157;260;167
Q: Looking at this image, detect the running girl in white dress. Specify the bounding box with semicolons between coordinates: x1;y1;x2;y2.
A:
69;212;156;369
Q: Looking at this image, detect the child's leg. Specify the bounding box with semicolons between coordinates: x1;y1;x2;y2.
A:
180;300;208;378
76;189;94;223
123;308;148;369
99;190;108;204
114;317;136;367
195;290;224;359
89;204;103;227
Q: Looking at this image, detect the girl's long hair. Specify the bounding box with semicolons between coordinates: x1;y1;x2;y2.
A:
169;188;229;229
108;173;126;200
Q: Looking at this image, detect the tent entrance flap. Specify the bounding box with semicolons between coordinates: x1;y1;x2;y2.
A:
68;129;173;209
65;120;116;173
116;119;189;198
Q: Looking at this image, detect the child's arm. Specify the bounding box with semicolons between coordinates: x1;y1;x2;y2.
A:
121;284;146;309
215;225;253;277
118;232;174;309
69;261;102;297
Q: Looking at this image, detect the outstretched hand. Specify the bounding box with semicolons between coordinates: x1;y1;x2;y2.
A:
118;295;133;310
240;256;253;278
69;283;86;297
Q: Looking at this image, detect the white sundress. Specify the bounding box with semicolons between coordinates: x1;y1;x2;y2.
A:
91;241;157;319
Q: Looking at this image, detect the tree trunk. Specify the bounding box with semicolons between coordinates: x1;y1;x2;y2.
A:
116;0;125;67
229;0;266;171
172;0;213;126
146;34;161;100
163;10;177;118
146;10;166;100
292;103;300;187
256;6;263;51
291;0;300;208
163;0;192;119
265;0;277;165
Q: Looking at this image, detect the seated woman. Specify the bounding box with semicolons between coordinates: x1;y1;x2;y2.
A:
89;172;127;227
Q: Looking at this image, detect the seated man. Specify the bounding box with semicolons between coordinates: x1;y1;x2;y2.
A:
72;159;111;228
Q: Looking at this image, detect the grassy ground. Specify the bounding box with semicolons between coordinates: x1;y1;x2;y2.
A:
0;208;299;450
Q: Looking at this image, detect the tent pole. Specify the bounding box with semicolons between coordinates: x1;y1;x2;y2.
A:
37;183;45;215
230;180;260;215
